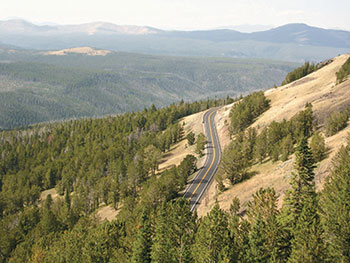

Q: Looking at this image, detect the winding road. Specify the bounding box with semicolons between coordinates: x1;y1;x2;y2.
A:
184;108;222;211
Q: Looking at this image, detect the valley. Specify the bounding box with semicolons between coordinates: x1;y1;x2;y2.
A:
0;47;296;129
1;52;350;262
0;15;350;263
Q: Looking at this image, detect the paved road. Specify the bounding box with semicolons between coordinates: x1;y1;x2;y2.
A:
184;108;222;211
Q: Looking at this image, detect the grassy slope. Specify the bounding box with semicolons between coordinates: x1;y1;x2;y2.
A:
0;48;296;129
197;54;350;217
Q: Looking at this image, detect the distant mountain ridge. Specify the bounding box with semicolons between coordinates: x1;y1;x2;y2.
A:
1;20;349;47
0;19;160;35
0;19;349;62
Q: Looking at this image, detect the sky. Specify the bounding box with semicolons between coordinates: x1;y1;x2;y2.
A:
1;0;350;31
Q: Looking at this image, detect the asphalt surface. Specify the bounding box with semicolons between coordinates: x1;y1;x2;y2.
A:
184;108;222;211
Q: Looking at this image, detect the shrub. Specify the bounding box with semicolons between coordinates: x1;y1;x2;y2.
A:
310;132;327;162
229;91;270;135
325;111;349;136
186;131;196;145
281;62;317;86
336;57;350;84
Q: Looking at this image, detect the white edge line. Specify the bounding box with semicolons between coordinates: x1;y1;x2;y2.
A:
190;109;222;211
183;109;212;196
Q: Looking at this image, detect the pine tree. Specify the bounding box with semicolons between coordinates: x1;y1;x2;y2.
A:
246;188;288;263
280;137;325;262
288;193;325;263
227;197;248;263
151;198;196;263
186;131;196;146
151;203;168;262
192;203;231;263
40;194;59;234
280;137;315;230
247;215;268;262
132;211;152;263
320;143;350;262
220;139;250;185
254;128;268;163
65;187;71;210
280;134;294;162
310;132;326;162
195;133;207;157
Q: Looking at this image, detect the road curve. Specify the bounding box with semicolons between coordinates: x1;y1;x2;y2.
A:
184;107;222;211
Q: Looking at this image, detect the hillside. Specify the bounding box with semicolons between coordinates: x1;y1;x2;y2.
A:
0;20;349;62
1;55;350;262
197;54;350;216
0;98;228;262
0;48;296;129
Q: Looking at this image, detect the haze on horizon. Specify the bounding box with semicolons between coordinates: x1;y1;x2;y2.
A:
1;0;350;31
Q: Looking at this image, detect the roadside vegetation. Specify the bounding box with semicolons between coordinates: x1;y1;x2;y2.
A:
218;103;318;189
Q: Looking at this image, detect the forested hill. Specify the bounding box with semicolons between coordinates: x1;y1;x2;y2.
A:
1;56;350;262
0;47;297;129
0;97;232;262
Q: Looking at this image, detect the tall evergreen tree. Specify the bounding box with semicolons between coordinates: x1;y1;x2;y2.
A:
254;128;269;163
310;132;326;162
320;141;350;262
40;194;60;234
132;211;152;263
280;137;325;262
219;139;250;185
246;188;288;263
195;133;207;157
192;203;231;263
280;137;315;230
247;215;268;263
288;192;325;263
151;198;196;263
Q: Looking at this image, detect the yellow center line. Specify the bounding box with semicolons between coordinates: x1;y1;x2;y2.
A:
189;110;216;200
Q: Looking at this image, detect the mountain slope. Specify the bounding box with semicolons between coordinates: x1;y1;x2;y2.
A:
0;19;160;36
0;20;349;62
250;23;350;48
0;48;296;129
197;54;350;216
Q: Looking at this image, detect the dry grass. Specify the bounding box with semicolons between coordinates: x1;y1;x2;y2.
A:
40;188;120;222
158;110;206;173
40;188;59;201
95;205;120;222
44;47;111;56
197;54;350;217
254;54;350;128
215;103;235;149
